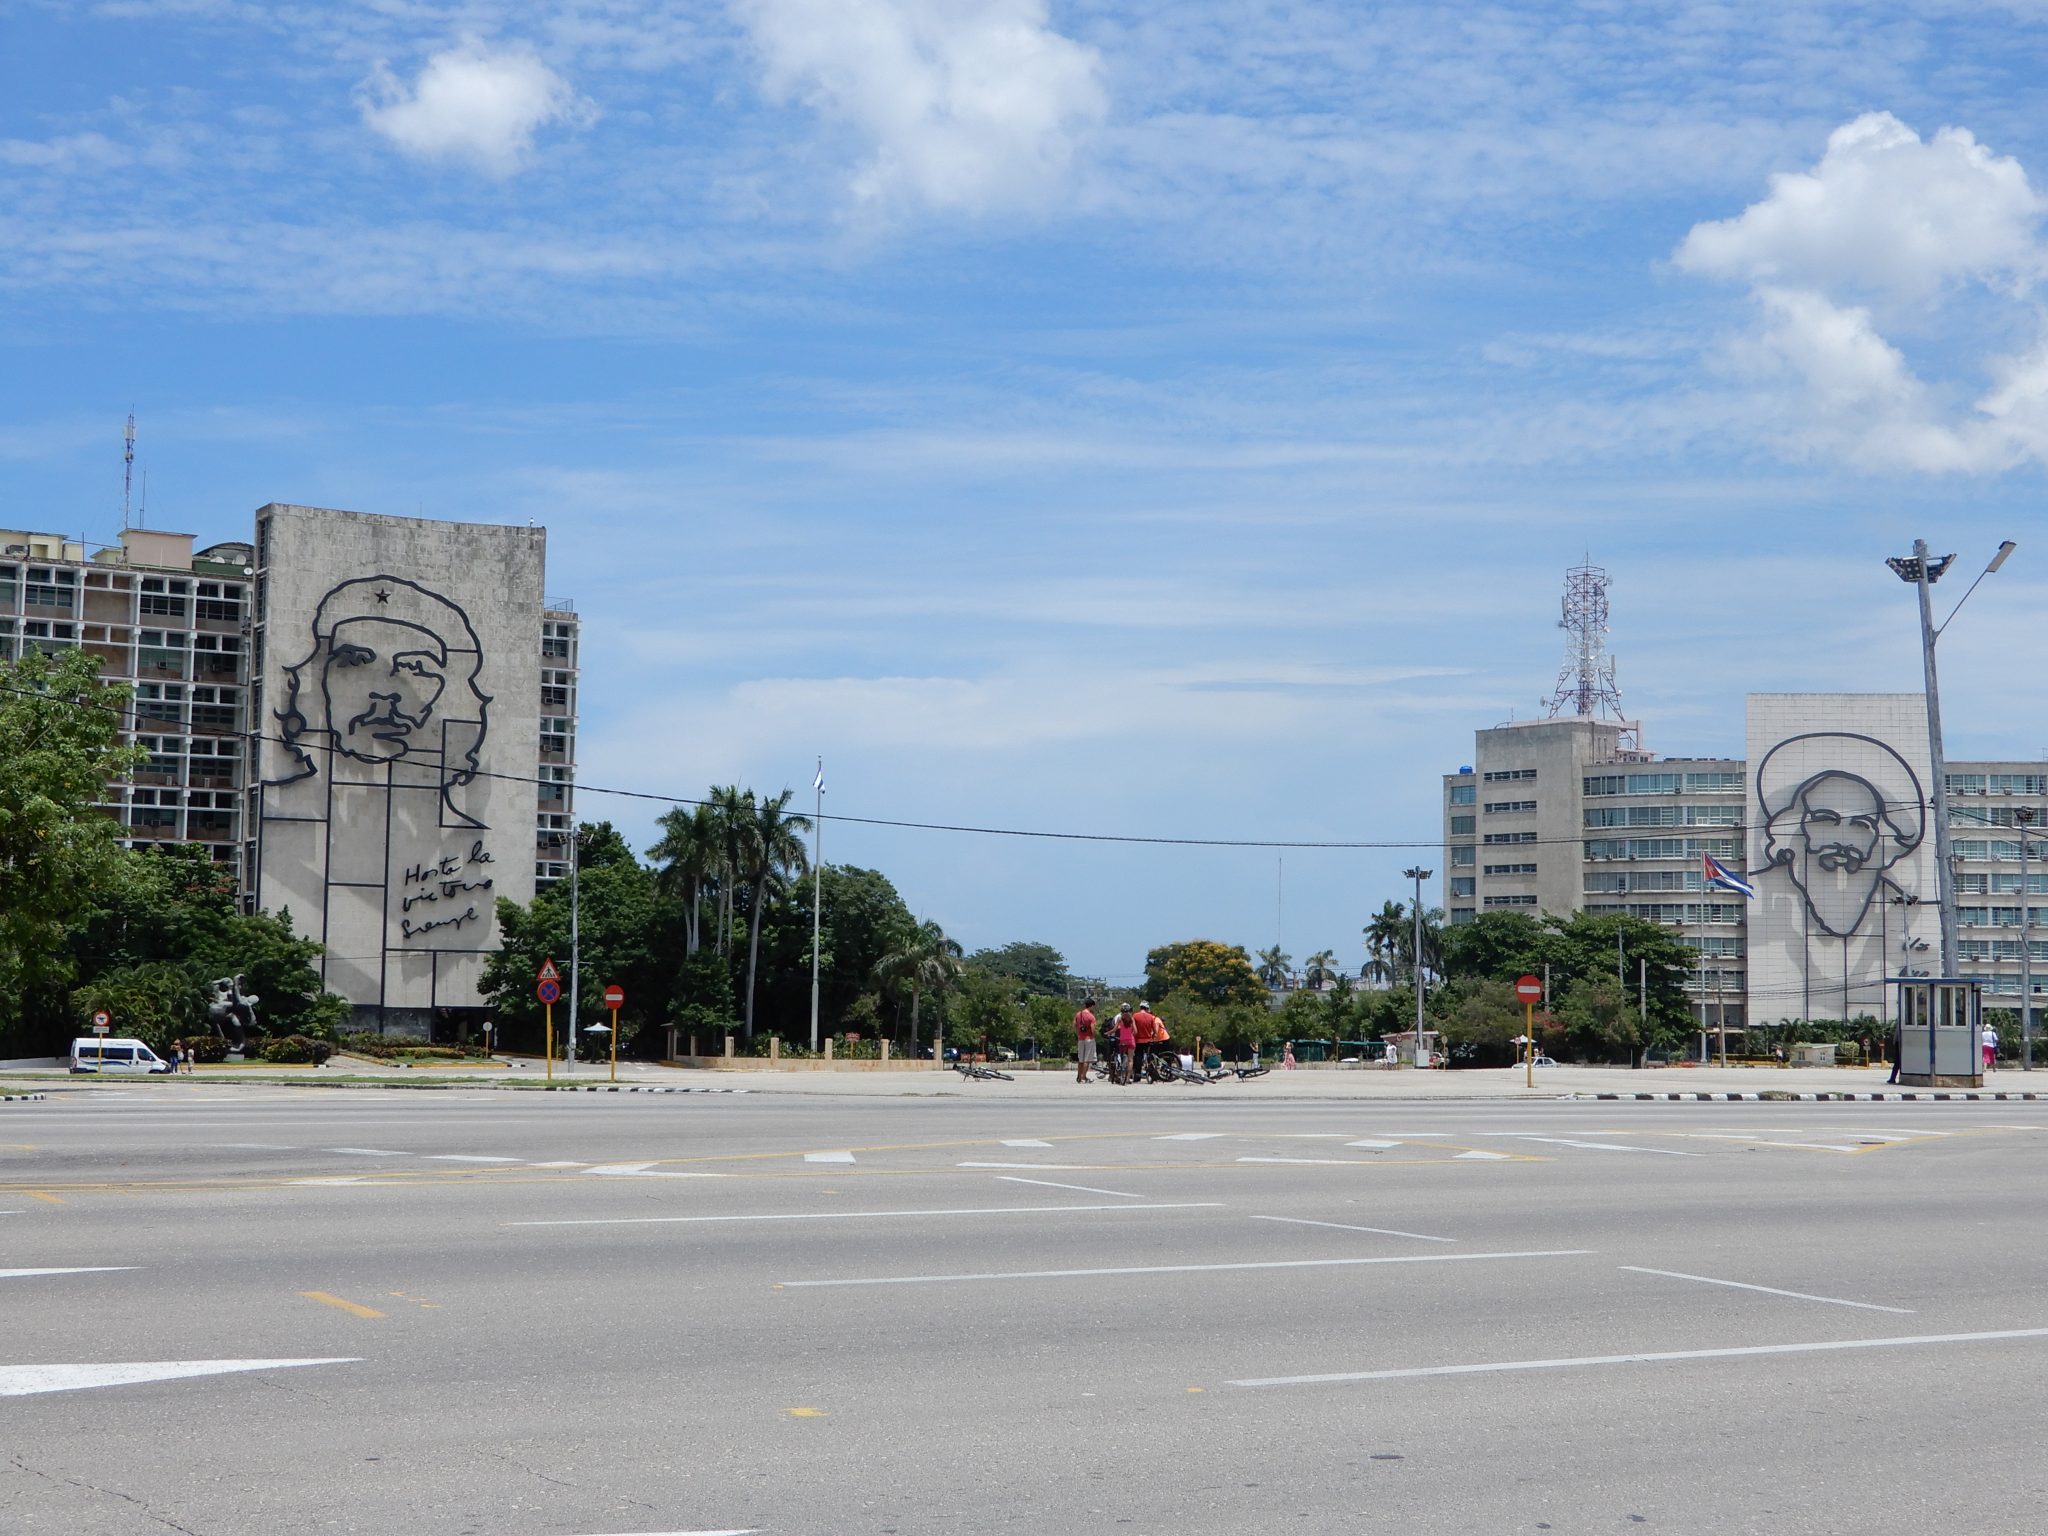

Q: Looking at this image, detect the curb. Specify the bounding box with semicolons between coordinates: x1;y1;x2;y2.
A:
543;1084;751;1094
1582;1091;2046;1103
0;1092;46;1102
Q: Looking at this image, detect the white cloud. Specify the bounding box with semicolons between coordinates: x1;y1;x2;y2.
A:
1676;112;2043;303
735;0;1106;212
358;36;595;177
1677;112;2048;473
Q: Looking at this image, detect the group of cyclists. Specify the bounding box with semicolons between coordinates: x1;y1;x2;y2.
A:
1070;995;1179;1084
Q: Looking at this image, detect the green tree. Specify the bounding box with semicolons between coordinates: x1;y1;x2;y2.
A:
1554;974;1641;1061
735;789;811;1043
1434;977;1525;1066
874;918;965;1053
0;647;146;1053
1439;910;1548;982
966;941;1071;998
1303;949;1339;988
1144;940;1266;1009
648;802;721;956
1543;912;1692;1055
1362;900;1407;984
1254;944;1292;988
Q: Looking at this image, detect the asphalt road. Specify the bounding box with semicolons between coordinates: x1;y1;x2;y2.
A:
5;1084;2048;1535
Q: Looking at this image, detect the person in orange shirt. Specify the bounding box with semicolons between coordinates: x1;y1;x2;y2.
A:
1131;1001;1169;1078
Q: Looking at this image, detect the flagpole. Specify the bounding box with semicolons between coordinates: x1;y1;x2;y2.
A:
809;757;823;1052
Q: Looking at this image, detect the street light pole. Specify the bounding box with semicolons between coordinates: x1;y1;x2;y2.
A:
1887;539;2016;980
2020;805;2036;1071
1403;866;1432;1066
567;825;586;1076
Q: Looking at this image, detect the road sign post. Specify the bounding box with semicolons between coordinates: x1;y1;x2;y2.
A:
91;1009;111;1068
537;959;563;1082
1515;975;1543;1087
602;985;624;1083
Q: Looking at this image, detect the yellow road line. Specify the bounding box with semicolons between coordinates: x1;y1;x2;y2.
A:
26;1190;62;1205
299;1290;385;1319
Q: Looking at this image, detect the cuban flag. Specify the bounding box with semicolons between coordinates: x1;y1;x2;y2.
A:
814;760;825;792
1702;852;1756;899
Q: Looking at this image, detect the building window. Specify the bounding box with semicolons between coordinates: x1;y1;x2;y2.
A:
1449;783;1475;805
1483;768;1537;782
1449;815;1474;835
1484;862;1537;876
1484;894;1538;907
1450;877;1476;897
1450;846;1475;867
1483;831;1538;845
1484;800;1536;814
1449;908;1475;925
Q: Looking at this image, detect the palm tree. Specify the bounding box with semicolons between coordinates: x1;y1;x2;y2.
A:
1363;900;1407;984
874;919;965;1056
1255;944;1292;988
706;783;750;958
1304;949;1337;988
737;788;811;1042
648;803;720;955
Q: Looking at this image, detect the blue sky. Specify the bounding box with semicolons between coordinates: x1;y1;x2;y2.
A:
6;1;2048;987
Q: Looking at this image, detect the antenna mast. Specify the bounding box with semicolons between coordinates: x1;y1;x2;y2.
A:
122;412;135;531
1543;557;1640;751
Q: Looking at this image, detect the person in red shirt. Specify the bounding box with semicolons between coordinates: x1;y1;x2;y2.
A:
1112;1005;1137;1085
1131;1001;1169;1078
1073;996;1098;1083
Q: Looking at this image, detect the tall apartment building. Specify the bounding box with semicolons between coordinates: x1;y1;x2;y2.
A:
0;507;578;1034
1441;701;2046;1033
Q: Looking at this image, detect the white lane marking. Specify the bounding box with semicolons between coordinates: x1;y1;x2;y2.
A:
529;1161;588;1168
1236;1156;1381;1166
509;1202;1224;1228
1497;1137;1705;1157
804;1152;856;1165
1157;1133;1225;1141
0;1267;137;1280
1001;1139;1054;1148
781;1249;1591;1289
1618;1266;1914;1313
997;1176;1142;1198
1345;1140;1403;1149
0;1358;358;1398
1679;1136;1863;1153
1455;1150;1511;1161
1250;1215;1453;1244
1226;1327;2048;1388
427;1154;522;1164
325;1147;407;1157
958;1161;1102;1170
586;1163;723;1179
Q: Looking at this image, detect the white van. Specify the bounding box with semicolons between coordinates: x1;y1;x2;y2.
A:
69;1038;172;1075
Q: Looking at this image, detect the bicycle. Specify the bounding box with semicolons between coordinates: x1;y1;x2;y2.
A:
953;1059;1013;1082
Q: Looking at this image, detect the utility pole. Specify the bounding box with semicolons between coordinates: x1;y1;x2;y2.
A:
1403;867;1432;1066
810;759;824;1053
1910;540;1961;976
567;825;583;1075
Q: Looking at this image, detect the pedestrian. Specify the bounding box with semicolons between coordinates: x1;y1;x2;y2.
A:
1282;1041;1297;1070
1983;1021;2000;1072
1073;995;1098;1084
1132;1000;1166;1078
1887;1019;1903;1085
167;1039;183;1074
1112;1005;1137;1085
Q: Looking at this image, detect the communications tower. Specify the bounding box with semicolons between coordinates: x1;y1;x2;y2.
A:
1542;558;1641;751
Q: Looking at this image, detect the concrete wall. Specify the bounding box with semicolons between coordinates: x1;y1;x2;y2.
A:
1745;694;1937;1025
252;505;544;1030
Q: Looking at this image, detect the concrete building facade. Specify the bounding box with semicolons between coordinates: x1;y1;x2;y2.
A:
1;507;577;1035
1441;698;2046;1035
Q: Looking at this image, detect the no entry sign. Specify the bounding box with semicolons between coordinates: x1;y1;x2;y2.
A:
603;984;625;1009
1514;975;1543;1004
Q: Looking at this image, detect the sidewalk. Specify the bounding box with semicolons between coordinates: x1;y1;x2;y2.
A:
9;1055;2040;1102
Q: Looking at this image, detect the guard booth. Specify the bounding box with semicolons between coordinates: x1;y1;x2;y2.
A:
1890;978;1982;1088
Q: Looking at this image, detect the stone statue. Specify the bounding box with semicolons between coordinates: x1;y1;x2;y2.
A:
206;974;261;1049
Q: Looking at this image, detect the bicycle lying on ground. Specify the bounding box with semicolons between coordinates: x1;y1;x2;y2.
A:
953;1059;1013;1082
